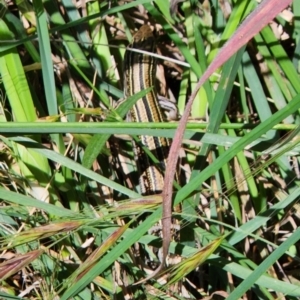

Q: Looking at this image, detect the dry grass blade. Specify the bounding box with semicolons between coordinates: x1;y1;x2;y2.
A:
0;220;86;250
165;236;224;285
0;250;43;281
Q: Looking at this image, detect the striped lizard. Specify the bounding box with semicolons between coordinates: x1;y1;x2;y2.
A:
122;24;180;195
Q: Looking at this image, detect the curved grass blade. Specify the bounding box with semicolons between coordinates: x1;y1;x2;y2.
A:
162;1;294;272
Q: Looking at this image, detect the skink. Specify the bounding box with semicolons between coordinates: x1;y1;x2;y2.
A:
123;25;174;195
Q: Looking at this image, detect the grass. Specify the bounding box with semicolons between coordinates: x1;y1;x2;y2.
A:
0;0;299;299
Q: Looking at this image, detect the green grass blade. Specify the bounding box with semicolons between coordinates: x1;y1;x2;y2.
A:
15;137;139;198
34;0;57;115
0;188;72;217
227;227;300;299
